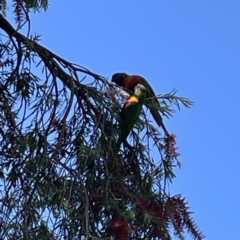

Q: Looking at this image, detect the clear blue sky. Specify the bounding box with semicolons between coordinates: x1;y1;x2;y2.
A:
16;1;240;239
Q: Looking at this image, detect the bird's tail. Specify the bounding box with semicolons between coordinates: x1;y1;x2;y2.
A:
116;131;128;150
148;101;169;136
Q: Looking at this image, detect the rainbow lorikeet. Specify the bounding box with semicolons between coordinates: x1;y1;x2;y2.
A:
112;73;169;136
116;83;146;149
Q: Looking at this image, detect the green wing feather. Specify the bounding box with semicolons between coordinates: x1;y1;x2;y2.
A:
139;77;169;136
116;84;146;149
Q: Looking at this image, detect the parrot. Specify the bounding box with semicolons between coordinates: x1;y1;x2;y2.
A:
111;73;169;136
116;83;147;149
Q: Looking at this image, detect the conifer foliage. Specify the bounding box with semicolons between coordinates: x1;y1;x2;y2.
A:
0;2;204;239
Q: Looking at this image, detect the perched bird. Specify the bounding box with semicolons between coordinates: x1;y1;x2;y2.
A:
112;73;169;136
116;83;147;149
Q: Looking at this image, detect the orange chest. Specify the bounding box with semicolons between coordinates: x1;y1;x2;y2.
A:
123;76;143;91
125;95;138;108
